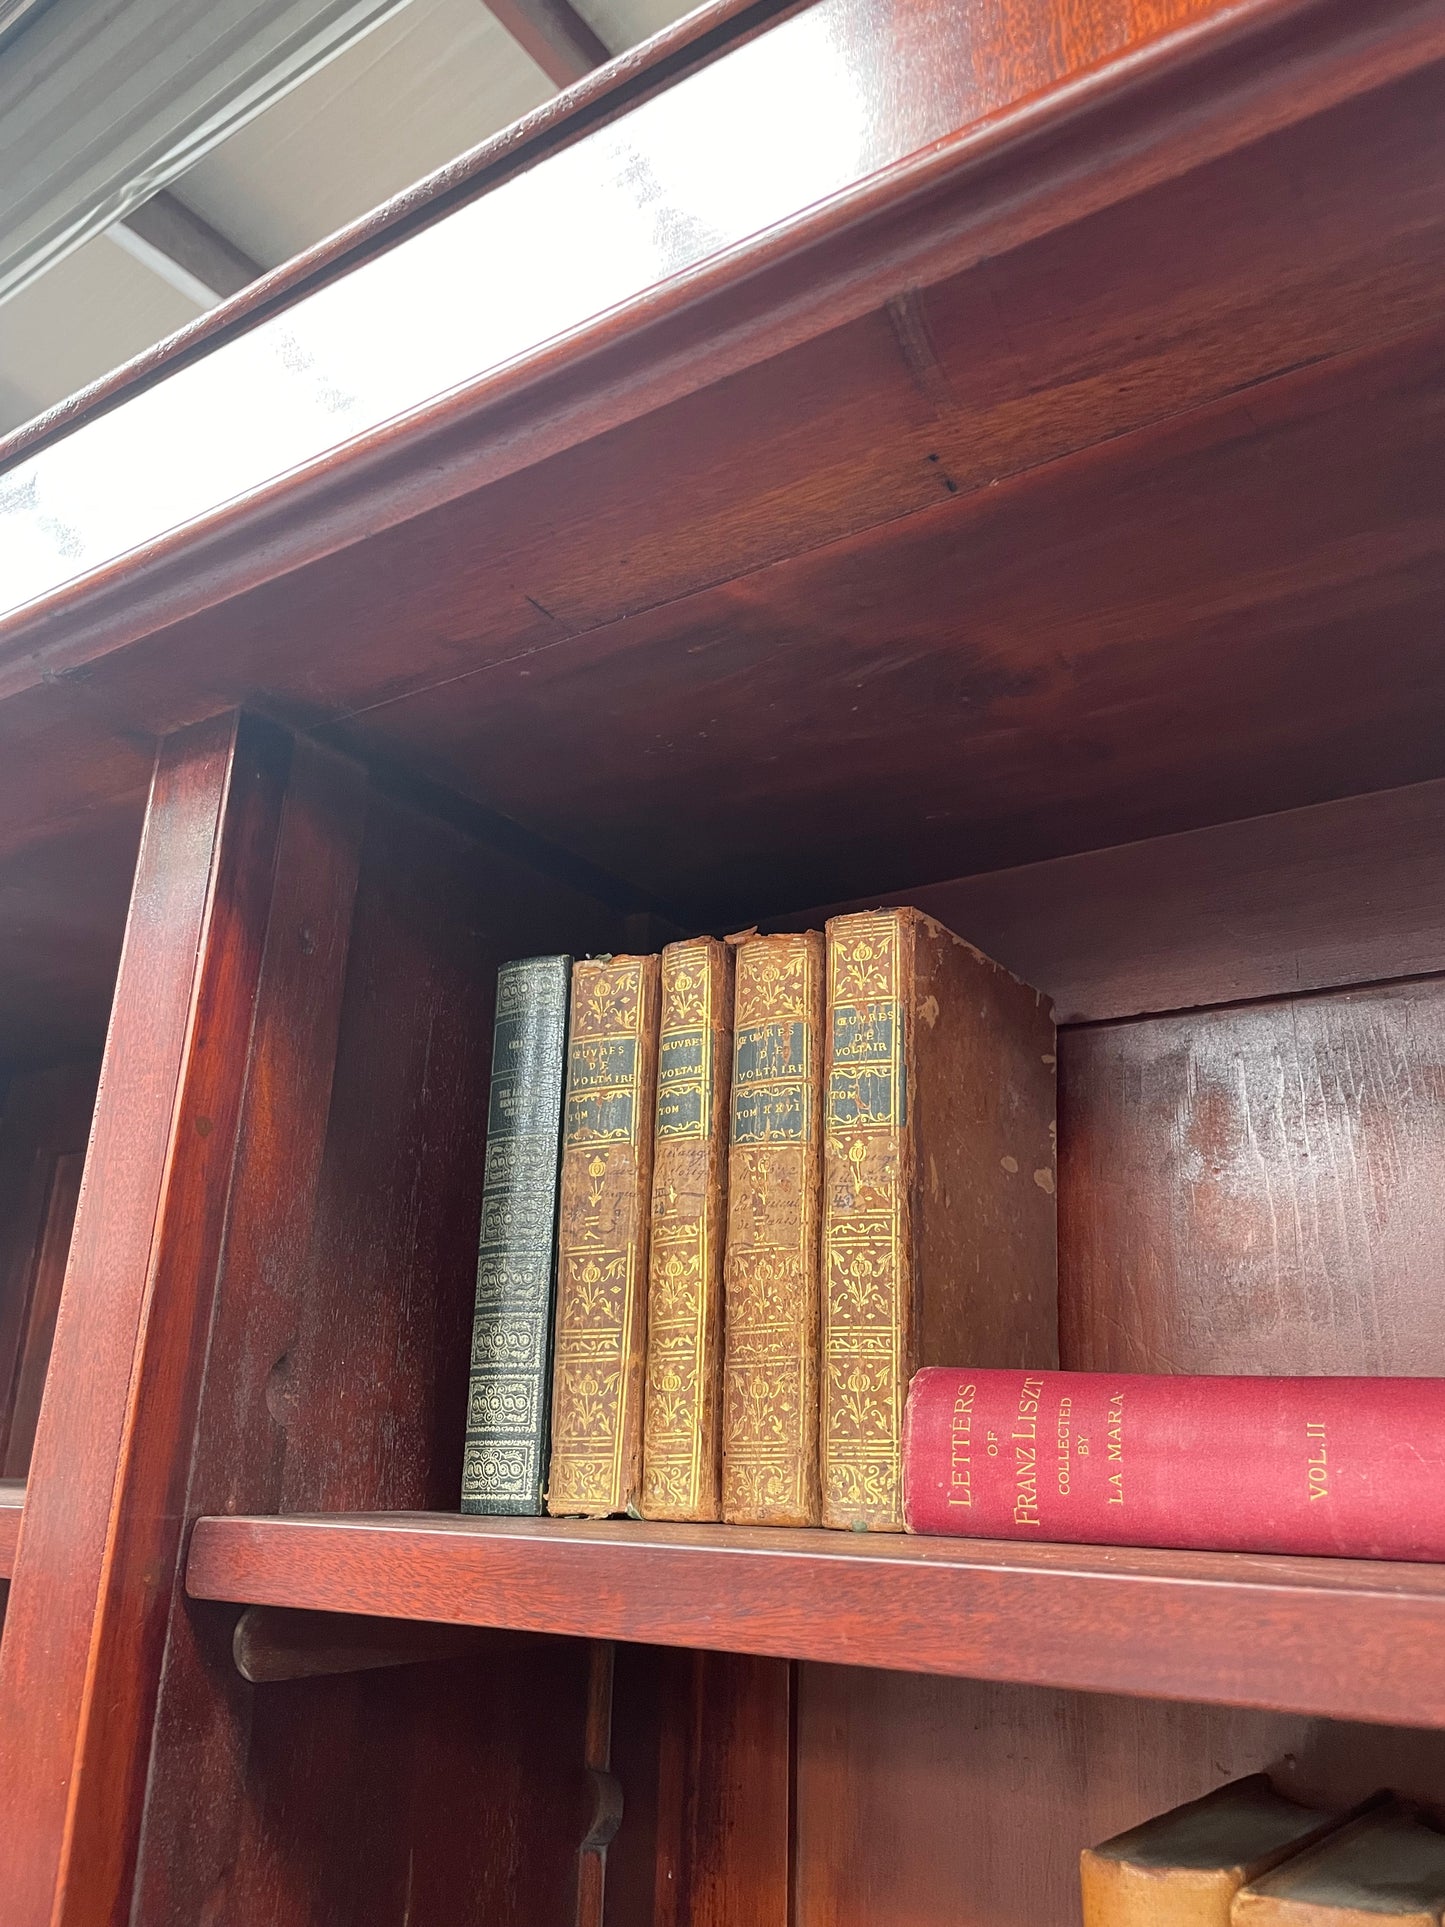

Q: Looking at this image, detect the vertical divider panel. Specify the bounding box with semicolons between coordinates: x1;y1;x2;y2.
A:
0;711;292;1927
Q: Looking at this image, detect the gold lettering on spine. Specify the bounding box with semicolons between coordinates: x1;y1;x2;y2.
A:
641;940;730;1520
722;933;823;1526
548;957;656;1516
1012;1376;1043;1526
1306;1420;1329;1502
822;911;907;1530
1106;1387;1125;1505
949;1381;975;1506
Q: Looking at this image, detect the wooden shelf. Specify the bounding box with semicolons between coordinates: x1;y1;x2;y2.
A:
0;1480;23;1577
186;1510;1445;1727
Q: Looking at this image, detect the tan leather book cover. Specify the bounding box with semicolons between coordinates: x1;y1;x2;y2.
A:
1234;1800;1445;1927
1082;1775;1347;1927
821;907;1057;1531
722;930;824;1527
546;954;660;1517
640;937;734;1522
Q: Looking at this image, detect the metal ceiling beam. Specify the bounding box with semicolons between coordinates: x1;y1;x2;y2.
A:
110;190;262;308
480;0;610;86
0;0;416;308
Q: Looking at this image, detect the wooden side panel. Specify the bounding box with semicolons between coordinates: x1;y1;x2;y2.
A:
1058;977;1445;1375
606;1647;793;1927
0;711;269;1927
130;744;627;1923
793;1669;1445;1927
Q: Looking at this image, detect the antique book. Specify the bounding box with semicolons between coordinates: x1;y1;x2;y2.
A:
1081;1776;1346;1927
821;908;1057;1531
461;955;571;1516
546;953;661;1518
640;937;734;1521
904;1368;1445;1557
721;929;824;1527
1234;1802;1445;1927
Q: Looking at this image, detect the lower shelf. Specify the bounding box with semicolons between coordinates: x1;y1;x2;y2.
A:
187;1511;1445;1725
0;1480;23;1577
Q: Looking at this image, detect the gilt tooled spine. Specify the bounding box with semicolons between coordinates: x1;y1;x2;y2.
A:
641;938;734;1521
721;931;824;1527
821;910;915;1531
547;954;661;1517
462;954;571;1516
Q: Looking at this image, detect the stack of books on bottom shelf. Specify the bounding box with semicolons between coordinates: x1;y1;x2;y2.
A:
1084;1778;1445;1927
459;907;1058;1528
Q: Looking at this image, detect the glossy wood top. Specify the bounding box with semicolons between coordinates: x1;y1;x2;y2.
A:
0;1480;22;1577
187;1510;1445;1727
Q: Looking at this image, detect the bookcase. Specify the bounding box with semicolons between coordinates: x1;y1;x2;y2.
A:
4;0;1445;1921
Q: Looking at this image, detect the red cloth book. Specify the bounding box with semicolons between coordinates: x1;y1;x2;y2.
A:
903;1368;1445;1559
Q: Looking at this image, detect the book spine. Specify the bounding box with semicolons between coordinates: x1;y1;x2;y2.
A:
821;909;914;1531
547;954;660;1517
462;955;571;1516
722;930;824;1527
903;1368;1445;1559
641;938;734;1521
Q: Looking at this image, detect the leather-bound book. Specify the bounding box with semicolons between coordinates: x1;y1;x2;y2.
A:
821;908;1057;1531
640;937;734;1521
904;1368;1445;1558
1081;1776;1346;1927
722;930;824;1527
1234;1801;1445;1927
546;954;661;1518
462;954;571;1516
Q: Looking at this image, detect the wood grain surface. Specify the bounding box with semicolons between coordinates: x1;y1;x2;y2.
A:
816;775;1445;1025
0;10;1439;932
0;712;283;1927
1060;976;1445;1375
793;1670;1445;1927
186;1511;1445;1726
622;1649;792;1927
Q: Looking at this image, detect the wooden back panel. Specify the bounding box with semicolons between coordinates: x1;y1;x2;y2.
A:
1059;977;1445;1375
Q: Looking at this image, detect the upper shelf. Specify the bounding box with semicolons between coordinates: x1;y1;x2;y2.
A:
0;0;1444;926
186;1510;1445;1728
0;1481;22;1578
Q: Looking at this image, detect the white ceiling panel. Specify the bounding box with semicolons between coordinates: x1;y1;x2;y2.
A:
0;232;203;430
174;0;553;270
579;0;698;57
0;0;419;304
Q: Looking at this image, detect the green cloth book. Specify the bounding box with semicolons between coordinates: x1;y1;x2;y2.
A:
461;954;571;1515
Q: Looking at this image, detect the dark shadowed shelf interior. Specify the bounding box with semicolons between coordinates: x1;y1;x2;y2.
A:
5;0;1445;1923
0;1482;21;1579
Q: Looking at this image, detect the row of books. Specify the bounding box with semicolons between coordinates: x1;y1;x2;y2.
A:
460;907;1058;1526
1085;1776;1445;1927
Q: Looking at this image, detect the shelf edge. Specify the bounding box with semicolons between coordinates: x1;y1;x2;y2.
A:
187;1513;1445;1726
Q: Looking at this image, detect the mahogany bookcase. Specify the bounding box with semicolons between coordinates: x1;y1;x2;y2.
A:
4;0;1445;1921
